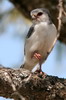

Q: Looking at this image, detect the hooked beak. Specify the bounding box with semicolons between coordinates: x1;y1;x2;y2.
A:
31;13;38;19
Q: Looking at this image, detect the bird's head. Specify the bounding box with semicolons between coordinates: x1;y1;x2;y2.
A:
30;8;52;23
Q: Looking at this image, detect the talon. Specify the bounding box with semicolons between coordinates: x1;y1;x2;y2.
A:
34;70;47;78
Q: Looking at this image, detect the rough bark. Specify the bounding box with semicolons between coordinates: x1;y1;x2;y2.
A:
9;0;66;44
0;65;66;100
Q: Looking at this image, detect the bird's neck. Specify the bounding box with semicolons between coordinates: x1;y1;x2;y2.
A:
33;19;52;25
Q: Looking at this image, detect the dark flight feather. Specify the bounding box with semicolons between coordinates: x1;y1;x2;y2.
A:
26;25;34;38
24;25;34;55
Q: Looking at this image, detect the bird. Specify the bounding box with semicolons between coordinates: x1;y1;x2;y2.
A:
21;8;57;72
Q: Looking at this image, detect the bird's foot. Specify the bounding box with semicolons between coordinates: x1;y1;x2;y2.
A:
34;69;47;79
33;52;42;60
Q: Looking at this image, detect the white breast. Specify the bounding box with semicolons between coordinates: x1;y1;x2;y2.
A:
30;22;57;52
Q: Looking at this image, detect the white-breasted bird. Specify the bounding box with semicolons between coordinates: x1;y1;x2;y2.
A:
21;8;57;72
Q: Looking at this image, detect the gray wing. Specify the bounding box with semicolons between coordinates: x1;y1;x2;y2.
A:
26;25;34;38
24;25;34;55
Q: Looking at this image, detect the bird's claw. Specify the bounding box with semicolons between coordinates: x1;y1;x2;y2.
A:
34;69;47;78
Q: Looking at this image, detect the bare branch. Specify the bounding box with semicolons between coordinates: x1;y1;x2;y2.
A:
63;9;66;16
57;0;63;37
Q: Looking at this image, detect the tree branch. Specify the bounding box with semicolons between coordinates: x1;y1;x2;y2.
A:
0;66;66;100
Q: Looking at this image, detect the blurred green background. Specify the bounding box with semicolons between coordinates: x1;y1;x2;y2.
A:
0;0;66;99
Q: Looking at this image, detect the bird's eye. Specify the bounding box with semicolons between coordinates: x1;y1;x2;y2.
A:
37;12;43;16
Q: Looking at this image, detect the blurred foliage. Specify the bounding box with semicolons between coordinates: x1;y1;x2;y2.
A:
0;0;31;35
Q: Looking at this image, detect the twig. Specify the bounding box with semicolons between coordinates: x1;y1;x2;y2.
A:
63;9;66;16
57;0;66;37
57;0;63;37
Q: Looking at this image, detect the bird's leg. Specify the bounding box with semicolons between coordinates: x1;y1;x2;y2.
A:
33;52;47;78
33;52;42;71
33;52;42;61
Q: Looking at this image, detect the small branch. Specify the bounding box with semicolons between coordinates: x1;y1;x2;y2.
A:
0;66;66;100
57;0;63;37
63;9;66;16
57;0;66;38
